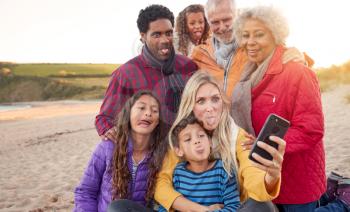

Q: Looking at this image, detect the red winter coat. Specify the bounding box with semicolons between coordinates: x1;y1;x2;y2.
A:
251;46;326;204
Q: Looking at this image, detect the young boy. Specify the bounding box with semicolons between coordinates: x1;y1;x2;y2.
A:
158;114;240;211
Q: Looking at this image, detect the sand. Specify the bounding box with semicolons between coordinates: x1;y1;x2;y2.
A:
0;86;350;212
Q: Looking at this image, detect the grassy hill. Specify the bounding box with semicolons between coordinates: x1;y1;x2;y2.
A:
0;63;119;103
1;61;350;103
11;63;117;77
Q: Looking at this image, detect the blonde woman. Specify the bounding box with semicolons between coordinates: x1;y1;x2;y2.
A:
155;71;286;211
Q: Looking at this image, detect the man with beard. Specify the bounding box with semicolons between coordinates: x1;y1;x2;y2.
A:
191;0;311;97
95;4;197;141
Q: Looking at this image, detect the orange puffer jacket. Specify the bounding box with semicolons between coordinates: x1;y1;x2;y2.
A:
191;40;248;98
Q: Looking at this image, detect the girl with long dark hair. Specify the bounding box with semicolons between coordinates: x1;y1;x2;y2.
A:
74;90;167;211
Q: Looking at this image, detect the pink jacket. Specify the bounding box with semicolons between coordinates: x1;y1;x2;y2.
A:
251;46;326;204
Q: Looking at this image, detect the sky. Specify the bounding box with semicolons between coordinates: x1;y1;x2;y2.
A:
1;0;349;68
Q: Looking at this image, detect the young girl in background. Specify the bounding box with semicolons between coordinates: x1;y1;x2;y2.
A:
74;90;167;212
174;4;210;56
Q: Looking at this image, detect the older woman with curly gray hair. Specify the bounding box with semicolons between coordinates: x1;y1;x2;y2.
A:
233;6;289;47
231;6;326;212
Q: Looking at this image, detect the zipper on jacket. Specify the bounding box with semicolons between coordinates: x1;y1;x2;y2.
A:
130;156;148;198
130;163;138;197
223;55;234;92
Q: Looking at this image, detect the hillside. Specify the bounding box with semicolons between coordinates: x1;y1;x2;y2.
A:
1;60;350;103
0;63;119;103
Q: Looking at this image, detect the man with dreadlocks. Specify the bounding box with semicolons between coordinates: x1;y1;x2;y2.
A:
95;4;197;141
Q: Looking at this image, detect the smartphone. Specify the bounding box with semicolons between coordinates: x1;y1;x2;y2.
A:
249;113;290;164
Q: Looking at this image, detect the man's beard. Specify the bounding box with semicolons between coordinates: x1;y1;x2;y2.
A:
214;28;234;44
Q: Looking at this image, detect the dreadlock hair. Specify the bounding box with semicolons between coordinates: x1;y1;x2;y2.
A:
137;4;174;33
175;4;210;55
110;90;167;206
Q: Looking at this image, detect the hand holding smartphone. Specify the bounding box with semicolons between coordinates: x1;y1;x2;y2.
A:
249;114;290;164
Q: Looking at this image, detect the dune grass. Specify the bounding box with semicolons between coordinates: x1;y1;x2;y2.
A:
316;60;350;92
316;60;350;103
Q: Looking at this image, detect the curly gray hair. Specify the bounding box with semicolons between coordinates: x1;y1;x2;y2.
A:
233;6;289;46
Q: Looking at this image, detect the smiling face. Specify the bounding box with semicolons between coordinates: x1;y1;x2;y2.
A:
207;4;235;44
241;18;276;65
175;123;211;163
193;83;223;131
141;18;174;61
186;12;205;44
130;95;160;137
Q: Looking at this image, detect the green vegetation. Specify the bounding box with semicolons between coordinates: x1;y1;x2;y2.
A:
0;75;104;102
1;61;350;103
0;62;118;103
11;63;118;77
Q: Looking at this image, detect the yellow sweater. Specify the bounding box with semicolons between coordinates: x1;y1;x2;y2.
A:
154;130;281;211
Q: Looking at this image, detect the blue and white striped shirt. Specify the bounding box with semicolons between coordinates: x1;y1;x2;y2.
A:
158;160;240;211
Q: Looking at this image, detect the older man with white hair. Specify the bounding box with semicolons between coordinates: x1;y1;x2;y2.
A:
191;0;310;97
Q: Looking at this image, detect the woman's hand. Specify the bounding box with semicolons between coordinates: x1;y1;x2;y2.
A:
241;132;255;150
172;195;210;212
250;136;286;191
282;47;306;65
207;204;224;211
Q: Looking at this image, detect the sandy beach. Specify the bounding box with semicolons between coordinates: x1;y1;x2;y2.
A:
0;86;350;212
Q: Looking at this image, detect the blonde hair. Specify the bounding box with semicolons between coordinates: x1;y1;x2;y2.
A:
169;70;237;175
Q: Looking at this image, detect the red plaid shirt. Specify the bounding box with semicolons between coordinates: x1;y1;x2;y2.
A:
95;53;197;136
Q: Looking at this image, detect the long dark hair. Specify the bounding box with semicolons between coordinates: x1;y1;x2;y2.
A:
175;4;210;55
110;90;167;205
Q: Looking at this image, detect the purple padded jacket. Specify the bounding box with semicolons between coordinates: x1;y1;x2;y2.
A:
74;138;151;212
